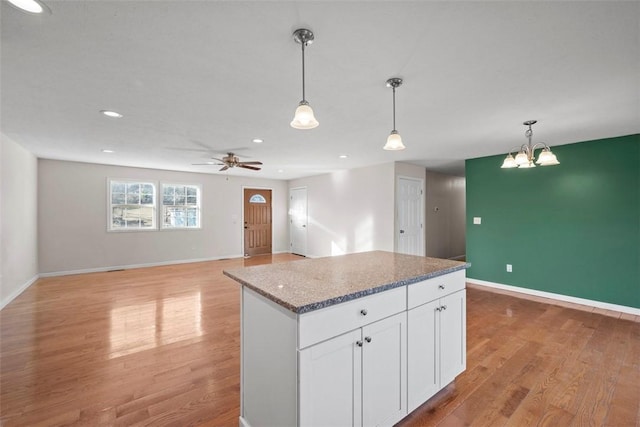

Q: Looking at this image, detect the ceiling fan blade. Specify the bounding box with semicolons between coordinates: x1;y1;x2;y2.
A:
237;164;261;171
219;165;230;171
238;161;263;165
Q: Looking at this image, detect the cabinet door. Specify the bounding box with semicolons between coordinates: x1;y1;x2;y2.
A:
299;329;362;427
440;289;466;387
361;312;407;427
407;299;440;413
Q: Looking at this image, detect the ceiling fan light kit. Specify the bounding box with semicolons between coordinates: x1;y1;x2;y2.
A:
383;77;406;151
290;28;319;130
501;120;560;169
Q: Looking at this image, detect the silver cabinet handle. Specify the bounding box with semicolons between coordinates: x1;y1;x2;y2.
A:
360;309;368;316
364;336;372;343
439;285;445;290
356;340;363;347
441;305;447;311
435;307;441;312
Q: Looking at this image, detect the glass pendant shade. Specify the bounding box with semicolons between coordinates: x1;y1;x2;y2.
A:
501;154;518;168
290;102;319;129
518;160;536;168
536;149;560;166
383;131;405;151
514;151;529;165
7;0;43;13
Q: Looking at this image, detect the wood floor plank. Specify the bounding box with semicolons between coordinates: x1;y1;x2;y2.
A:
1;255;639;426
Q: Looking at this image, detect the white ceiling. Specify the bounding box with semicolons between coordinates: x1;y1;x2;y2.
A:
2;1;638;179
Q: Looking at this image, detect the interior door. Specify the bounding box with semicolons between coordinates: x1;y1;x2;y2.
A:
397;177;424;256
289;187;308;256
243;188;272;257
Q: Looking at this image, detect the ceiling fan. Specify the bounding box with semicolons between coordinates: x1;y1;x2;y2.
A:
193;153;263;171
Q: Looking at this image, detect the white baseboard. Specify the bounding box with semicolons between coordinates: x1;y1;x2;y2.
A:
466;277;640;316
39;254;246;278
1;274;39;310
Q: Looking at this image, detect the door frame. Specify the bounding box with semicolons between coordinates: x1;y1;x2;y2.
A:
242;186;274;257
395;176;425;256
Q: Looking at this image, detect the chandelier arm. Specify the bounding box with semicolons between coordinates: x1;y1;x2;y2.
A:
531;142;550;152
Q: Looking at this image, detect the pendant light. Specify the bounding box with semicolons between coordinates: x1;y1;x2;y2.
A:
290;28;319;129
383;78;406;150
501;120;560;168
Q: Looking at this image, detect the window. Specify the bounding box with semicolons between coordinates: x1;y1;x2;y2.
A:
249;194;267;203
109;180;156;231
161;183;201;229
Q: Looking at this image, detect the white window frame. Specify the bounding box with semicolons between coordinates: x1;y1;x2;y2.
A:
160;182;202;230
108;179;158;232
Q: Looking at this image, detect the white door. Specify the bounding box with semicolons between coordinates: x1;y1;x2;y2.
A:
289;187;307;256
439;290;466;386
407;299;440;413
361;312;407;427
299;329;362;427
397;177;424;256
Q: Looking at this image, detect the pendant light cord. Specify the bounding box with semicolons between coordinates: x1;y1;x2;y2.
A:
301;42;306;102
392;86;397;131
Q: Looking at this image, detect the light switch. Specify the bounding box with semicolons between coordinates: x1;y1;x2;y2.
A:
473;217;482;225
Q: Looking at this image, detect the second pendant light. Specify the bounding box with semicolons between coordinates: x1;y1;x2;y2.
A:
383;77;406;150
290;28;319;129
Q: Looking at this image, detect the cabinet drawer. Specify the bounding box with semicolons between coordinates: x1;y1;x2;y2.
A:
298;286;406;349
407;270;465;309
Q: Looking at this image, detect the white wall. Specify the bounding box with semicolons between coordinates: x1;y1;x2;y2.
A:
424;170;466;259
289;163;395;258
38;160;289;274
1;135;39;308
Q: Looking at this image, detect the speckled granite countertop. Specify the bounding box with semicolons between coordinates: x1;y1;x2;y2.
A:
223;251;469;314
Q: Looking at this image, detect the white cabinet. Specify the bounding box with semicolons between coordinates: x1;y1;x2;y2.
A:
299;312;407;427
407;286;466;413
238;269;466;427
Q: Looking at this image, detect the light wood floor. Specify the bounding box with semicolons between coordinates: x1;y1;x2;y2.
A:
1;254;638;426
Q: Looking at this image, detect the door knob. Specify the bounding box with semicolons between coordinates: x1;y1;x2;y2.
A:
360;309;368;316
356;340;363;347
364;336;372;343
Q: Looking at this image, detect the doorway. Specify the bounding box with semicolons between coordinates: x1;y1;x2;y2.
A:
243;188;272;257
289;187;308;256
396;177;425;256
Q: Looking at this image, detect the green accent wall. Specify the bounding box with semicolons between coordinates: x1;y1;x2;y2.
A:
466;134;640;309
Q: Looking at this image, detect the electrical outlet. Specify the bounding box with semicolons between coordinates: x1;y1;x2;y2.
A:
473;217;481;225
506;264;512;272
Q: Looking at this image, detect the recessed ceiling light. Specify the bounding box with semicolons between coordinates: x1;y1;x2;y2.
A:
252;138;264;144
101;149;115;153
339;155;348;159
278;169;284;173
100;110;123;118
6;0;47;14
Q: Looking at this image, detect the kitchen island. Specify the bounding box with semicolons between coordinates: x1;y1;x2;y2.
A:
224;251;469;427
